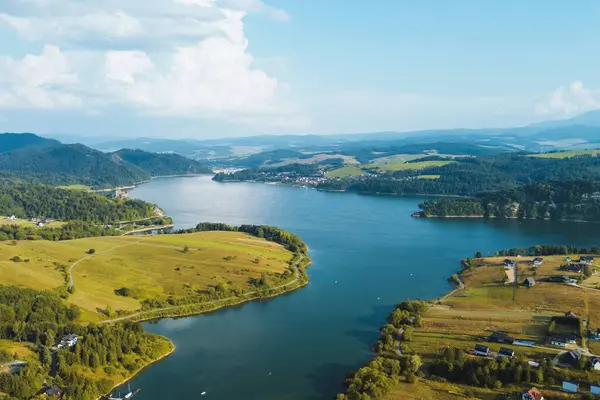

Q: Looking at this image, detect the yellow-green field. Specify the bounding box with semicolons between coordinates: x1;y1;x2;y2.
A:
531;149;600;159
364;160;452;172
325;166;366;178
0;217;65;228
57;184;91;191
369;153;462;165
382;254;600;399
274;153;359;166
0;232;293;321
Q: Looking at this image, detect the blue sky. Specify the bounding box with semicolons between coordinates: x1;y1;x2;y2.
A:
0;0;599;138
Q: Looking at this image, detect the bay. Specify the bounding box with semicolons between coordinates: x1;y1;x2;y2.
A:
119;176;598;400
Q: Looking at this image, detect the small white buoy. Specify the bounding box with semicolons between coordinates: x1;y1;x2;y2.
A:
334;280;338;283
201;391;207;395
268;372;272;375
377;297;380;300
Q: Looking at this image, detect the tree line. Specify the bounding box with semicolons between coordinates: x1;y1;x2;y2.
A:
417;180;600;221
0;285;171;400
0;182;158;223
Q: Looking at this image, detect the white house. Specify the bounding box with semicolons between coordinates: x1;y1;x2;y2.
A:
6;215;16;220
57;334;78;348
590;358;600;371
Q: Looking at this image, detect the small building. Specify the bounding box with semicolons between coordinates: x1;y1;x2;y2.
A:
550;336;567;347
521;387;544;400
37;222;45;227
488;331;515;344
527;361;540;368
474;344;489;356
565;310;578;319
562;380;578;393
565;349;582;365
57;334;78;349
590;357;600;370
531;257;543;267
498;347;515;358
581;256;595;264
523;277;536;288
42;385;64;399
590;329;600;341
591;385;600;396
560;264;584;273
6;215;16;220
564;257;573;263
504;259;516;267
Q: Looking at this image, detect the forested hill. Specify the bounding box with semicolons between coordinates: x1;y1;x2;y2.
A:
416;180;600;221
0;132;60;153
0;183;158;222
112;149;211;176
319;153;600;195
0;134;211;188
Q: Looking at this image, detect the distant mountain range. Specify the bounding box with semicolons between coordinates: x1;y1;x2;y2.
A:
54;110;599;162
0;133;212;188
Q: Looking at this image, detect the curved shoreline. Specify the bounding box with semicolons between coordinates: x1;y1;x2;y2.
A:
98;257;311;398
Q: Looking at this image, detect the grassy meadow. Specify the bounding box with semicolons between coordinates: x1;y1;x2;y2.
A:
325;166;366;178
382;254;600;399
363;160;453;172
0;232;293;321
0;216;65;228
531;149;600;159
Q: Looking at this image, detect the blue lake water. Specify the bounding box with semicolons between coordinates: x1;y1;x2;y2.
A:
123;176;598;400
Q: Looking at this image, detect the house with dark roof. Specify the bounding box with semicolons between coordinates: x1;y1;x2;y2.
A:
488;331;515;344
498;347;515;358
581;256;595;264
474;344;489;356
57;334;78;349
531;257;543;267
42;385;64;399
504;259;516;267
521;387;544;400
523;277;536;287
560;264;584;273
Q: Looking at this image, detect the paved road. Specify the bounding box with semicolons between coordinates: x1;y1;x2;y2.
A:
68;239;146;290
99;255;305;324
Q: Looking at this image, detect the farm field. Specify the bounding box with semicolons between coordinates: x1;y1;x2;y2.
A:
325;166;366;178
369;153;463;165
274;153;359;166
363;160;453;172
0;216;65;228
0;232;293;321
531;149;600;159
382;253;600;399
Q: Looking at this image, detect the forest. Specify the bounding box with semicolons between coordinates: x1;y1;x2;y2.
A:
0;134;210;188
417;180;600;221
319;154;600;195
0;221;120;242
0;286;171;400
0;183;158;223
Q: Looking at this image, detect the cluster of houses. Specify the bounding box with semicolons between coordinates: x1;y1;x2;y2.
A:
520;387;544;400
547;275;578;284
29;217;54;227
40;384;64;399
560;256;595;273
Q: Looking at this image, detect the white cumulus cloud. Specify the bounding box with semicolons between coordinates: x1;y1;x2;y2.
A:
535;81;600;117
0;0;305;130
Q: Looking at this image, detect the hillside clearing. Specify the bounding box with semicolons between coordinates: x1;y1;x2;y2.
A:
531;149;600;159
0;232;293;321
325;166;366;178
364;160;453;172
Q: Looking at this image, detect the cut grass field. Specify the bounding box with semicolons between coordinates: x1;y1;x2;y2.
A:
382;253;600;400
363;160;453;172
0;216;65;228
531;149;600;159
325;165;365;178
0;232;293;321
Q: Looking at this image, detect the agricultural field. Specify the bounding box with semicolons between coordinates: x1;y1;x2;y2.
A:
531;149;600;159
325;166;366;178
0;216;65;228
0;232;293;321
274;153;358;166
363;160;453;172
384;254;600;399
56;184;91;191
369;153;463;165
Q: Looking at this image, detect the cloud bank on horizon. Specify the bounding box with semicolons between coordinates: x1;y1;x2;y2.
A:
0;1;599;137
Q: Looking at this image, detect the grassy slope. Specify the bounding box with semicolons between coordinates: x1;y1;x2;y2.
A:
0;232;292;321
531;150;600;159
1;216;65;228
383;254;600;400
364;160;453;172
325;166;365;178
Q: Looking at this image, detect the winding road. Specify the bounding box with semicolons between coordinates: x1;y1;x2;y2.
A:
68;238;146;290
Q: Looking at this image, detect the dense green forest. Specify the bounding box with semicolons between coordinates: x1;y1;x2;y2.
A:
319;154;600;195
0;286;171;400
112;149;211;176
0;134;210;188
0;183;158;222
0;221;120;242
417;180;600;221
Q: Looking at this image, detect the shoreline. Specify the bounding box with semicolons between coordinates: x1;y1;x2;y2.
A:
413;213;600;224
92;173;214;193
95;257;311;397
100;343;176;400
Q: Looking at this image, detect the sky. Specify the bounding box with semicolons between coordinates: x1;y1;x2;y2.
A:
0;0;600;139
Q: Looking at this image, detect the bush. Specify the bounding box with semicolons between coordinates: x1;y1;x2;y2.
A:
87;248;96;254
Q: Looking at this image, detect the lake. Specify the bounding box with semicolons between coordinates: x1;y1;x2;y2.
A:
122;176;598;400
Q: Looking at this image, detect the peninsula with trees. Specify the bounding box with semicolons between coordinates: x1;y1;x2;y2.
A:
337;245;600;400
0;181;310;399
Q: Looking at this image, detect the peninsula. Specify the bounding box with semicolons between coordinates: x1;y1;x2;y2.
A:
338;245;600;400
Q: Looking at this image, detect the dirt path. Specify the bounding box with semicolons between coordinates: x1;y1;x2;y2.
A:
504;266;515;284
99;255;305;324
68;239;146;290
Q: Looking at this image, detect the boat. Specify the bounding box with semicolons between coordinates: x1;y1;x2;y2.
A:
102;384;140;400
